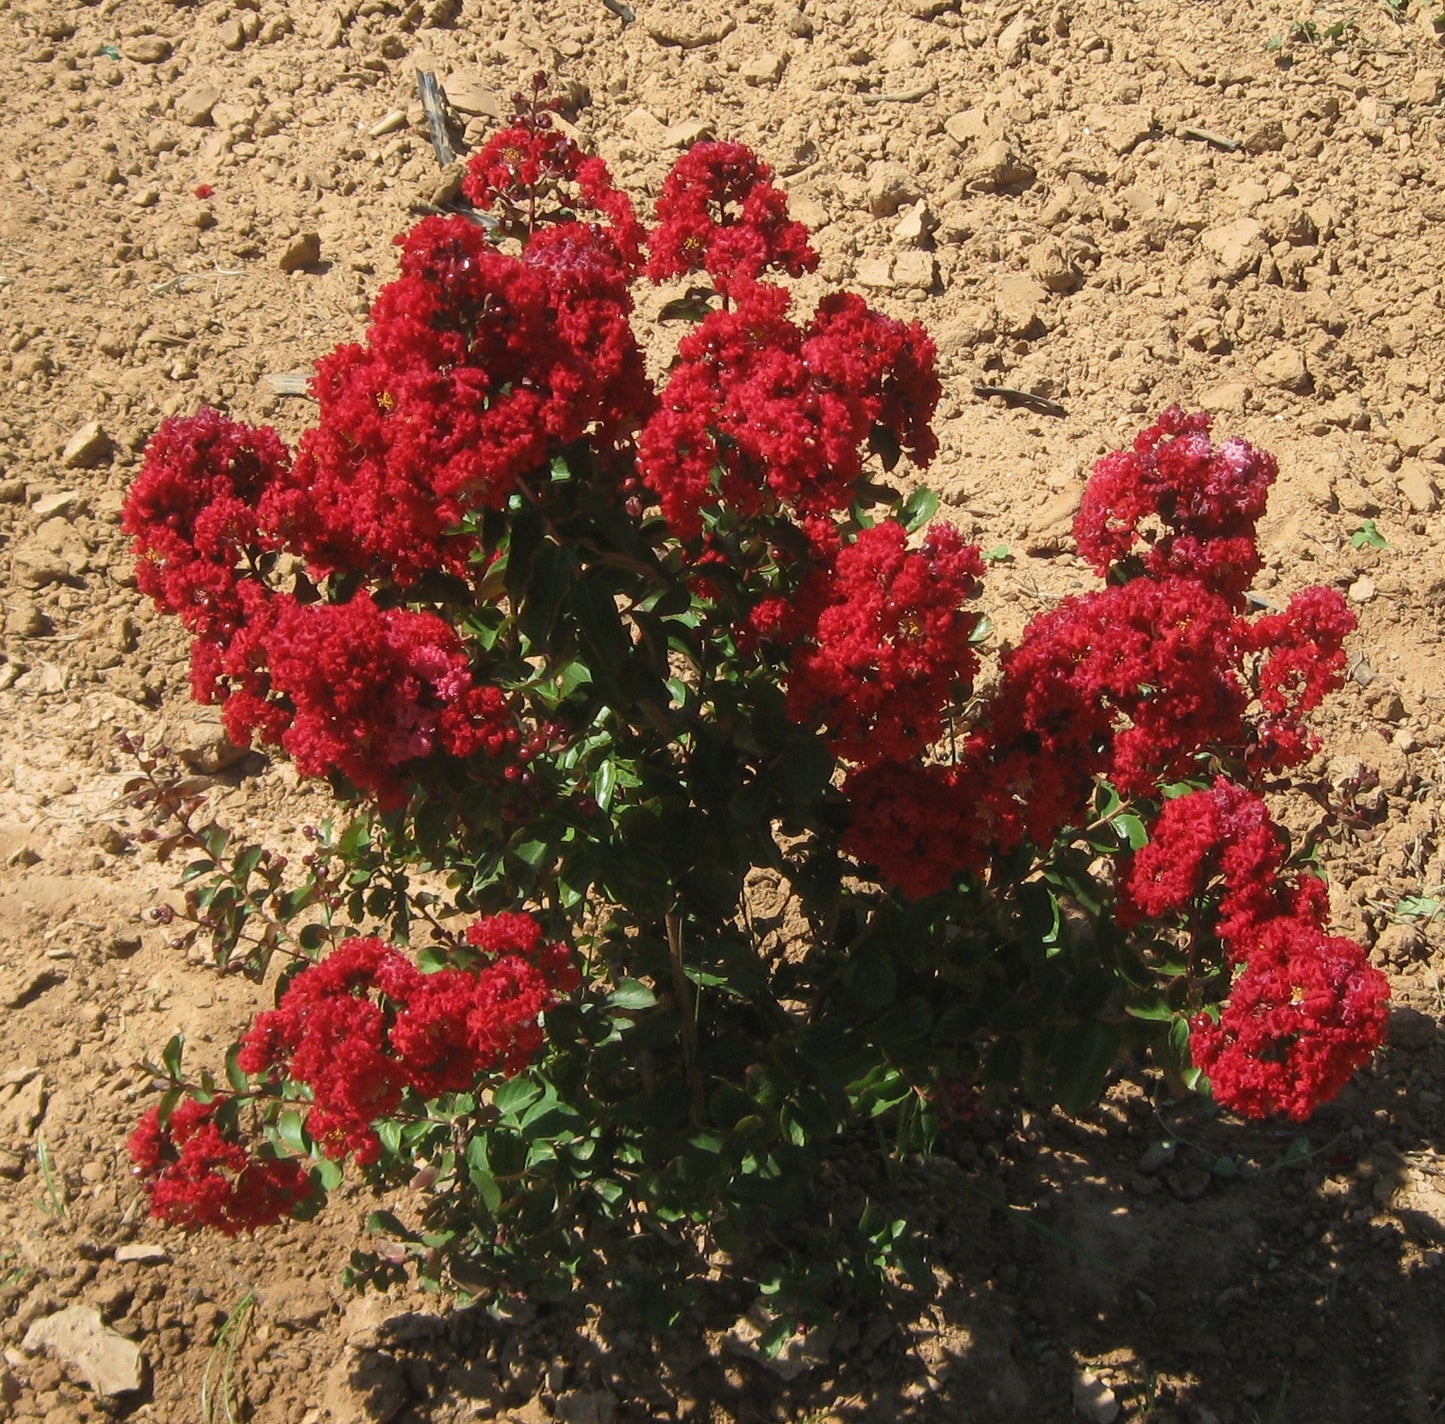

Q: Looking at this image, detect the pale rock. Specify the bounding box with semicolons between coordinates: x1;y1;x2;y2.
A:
554;1390;618;1424
724;1307;836;1381
866;160;922;217
883;36;919;70
892;203;935;245
1410;70;1443;106
5;597;47;638
1348;576;1377;604
278;232;322;273
165;706;251;774
905;0;958;14
24;1307;145;1397
34;489;78;519
1201;217;1265;280
1027;237;1079;292
175;86;221;127
663;118;713;148
12;519;89;588
0;1150;24;1179
645;10;736;48
1391;414;1439;457
741;51;786;86
1197;381;1250;414
218;17;246;50
1072;1371;1120;1424
623;108;668;147
122;35;172;63
1335;477;1378;517
943;107;997;147
1086;105;1155;155
962;140;1034;193
994;274;1048;337
114;1242;170;1266
935;200;973;244
323;1350;410;1424
62;422;111;469
368;110;408;139
442;74;501;118
855;256;895;289
1253;345;1310;393
1397;461;1440;513
3;1073;47;1134
778;4;814;37
893;250;937;290
1242;119;1287;154
212;102;258;132
997;10;1034;65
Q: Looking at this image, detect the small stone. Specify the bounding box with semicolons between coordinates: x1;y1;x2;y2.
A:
1253;345;1310;394
904;0;958;14
866;160;923;217
12;519;90;588
23;1307;147;1397
277;232;322;273
1348;576;1377;604
1138;1141;1176;1174
962;140;1034;193
441;74;501;118
892;250;937;290
662;118;713;149
893;203;935;245
175;86;221;127
741;51;786;86
323;1351;410;1424
997;10;1034;65
61;422;111;470
368;110;407;138
1410;70;1442;106
943;107;997;146
165;706;251;774
1072;1370;1121;1424
724;1307;836;1382
217;17;246;50
122;35;172;63
1335;478;1378;517
1397;461;1440;513
114;1244;170;1265
1200;217;1266;281
0;1149;23;1179
554;1390;618;1424
994;274;1048;338
645;10;735;48
1027;237;1080;292
1242;120;1287;154
778;3;813;36
4;1074;48;1134
855;256;895;289
4;598;48;638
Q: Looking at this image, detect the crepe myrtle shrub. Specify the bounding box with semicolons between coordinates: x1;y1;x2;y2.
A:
120;84;1387;1322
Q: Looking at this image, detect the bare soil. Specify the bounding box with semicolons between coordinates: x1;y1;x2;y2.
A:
3;0;1445;1420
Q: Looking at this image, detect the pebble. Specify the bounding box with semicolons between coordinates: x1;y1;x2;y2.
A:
663;118;713;149
1201;217;1266;280
1072;1370;1120;1424
23;1307;147;1397
442;74;501;118
1397;461;1440;513
866;161;923;218
175;86;221;128
741;51;787;86
122;35;171;63
368;110;408;139
277;231;322;272
61;421;111;469
115;1244;170;1265
217;17;246;50
1253;345;1310;393
997;11;1035;65
12;519;90;588
961;140;1034;193
645;11;735;48
1348;576;1378;604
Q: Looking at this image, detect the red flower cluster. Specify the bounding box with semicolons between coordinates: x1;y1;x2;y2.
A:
1114;778;1387;1119
236;917;577;1165
1073;406;1277;605
645;141;817;297
122;407;287;644
127;1099;313;1236
782;520;984;766
1189;917;1388;1120
213;592;518;808
264;210;649;586
638;285;939;540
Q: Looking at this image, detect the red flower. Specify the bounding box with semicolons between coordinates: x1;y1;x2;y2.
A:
785;521;984;766
646;141;817;296
128;1099;313;1235
1073;406;1276;606
1190;917;1388;1120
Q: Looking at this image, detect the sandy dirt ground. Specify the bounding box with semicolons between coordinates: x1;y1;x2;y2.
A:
3;0;1445;1420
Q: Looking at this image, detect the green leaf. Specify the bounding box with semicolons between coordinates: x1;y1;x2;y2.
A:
897;485;940;532
609;978;657;1011
314;1157;343;1191
375;1119;403;1158
467;1137;503;1211
1111;813;1148;851
492;1076;542;1118
161;1034;185;1081
224;1044;249;1093
276;1110;309;1157
1125;993;1174;1022
1350;519;1388;549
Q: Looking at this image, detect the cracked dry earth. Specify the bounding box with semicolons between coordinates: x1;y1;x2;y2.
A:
4;0;1445;1420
